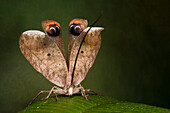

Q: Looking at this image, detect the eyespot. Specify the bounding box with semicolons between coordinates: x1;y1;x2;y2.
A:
47;53;51;56
81;51;84;53
47;24;60;37
70;24;82;36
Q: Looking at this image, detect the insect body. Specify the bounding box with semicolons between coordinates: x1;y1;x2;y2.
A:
19;18;104;105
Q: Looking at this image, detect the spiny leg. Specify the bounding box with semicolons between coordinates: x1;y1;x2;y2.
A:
41;86;62;100
53;90;58;101
85;89;98;95
79;85;91;101
28;90;50;106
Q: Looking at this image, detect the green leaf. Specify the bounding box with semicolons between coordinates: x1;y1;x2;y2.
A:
18;94;169;113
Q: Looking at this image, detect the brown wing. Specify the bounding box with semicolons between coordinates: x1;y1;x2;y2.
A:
19;30;68;87
68;27;104;86
42;20;65;58
67;19;88;68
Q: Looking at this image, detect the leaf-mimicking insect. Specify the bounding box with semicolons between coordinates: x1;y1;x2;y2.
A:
19;16;104;105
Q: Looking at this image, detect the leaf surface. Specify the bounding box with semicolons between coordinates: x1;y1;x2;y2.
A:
18;95;170;113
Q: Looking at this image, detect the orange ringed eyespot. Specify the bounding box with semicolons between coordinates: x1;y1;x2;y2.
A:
47;20;61;28
69;19;84;29
46;21;60;37
69;19;84;36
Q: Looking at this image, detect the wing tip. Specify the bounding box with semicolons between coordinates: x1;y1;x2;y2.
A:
22;30;45;36
84;27;104;32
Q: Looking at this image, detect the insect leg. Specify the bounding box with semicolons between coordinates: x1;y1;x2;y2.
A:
52;90;58;101
28;90;50;106
85;89;98;95
79;85;91;101
41;86;62;100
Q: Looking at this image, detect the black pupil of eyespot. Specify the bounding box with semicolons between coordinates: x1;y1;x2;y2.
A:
47;53;51;56
70;24;81;36
47;24;60;37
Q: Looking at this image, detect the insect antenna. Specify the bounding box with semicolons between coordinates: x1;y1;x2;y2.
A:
71;13;103;85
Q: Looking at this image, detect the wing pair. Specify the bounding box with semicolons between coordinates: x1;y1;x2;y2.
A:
19;19;104;89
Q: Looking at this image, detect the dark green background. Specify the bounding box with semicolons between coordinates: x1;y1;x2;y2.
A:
0;0;169;113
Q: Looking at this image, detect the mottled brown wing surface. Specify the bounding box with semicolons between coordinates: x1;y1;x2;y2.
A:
68;27;104;86
67;19;88;68
19;30;68;87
